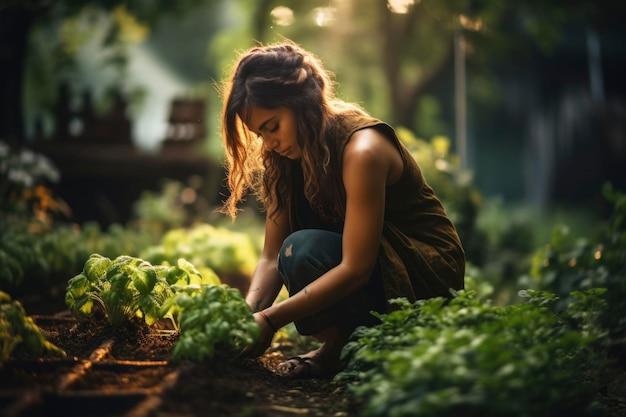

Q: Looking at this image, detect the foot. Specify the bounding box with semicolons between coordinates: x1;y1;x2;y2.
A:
277;347;342;379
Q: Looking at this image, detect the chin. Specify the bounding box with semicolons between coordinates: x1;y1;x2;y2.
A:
289;149;302;159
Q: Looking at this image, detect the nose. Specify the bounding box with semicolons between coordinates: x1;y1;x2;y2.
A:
263;136;279;151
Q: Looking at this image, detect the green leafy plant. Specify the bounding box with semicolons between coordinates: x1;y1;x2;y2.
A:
65;254;218;327
79;222;156;260
474;199;538;294
338;289;604;417
0;229;49;289
0;249;23;289
0;291;65;364
36;225;89;280
141;224;258;280
0;221;156;293
526;184;626;345
171;284;259;362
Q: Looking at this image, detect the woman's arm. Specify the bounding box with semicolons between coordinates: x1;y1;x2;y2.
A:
262;128;400;328
245;207;291;312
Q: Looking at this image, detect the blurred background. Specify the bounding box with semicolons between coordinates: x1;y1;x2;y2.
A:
2;0;626;300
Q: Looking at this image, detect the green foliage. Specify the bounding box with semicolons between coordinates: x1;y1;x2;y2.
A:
415;95;448;140
78;222;156;260
132;180;189;234
0;291;65;364
141;224;258;279
0;221;155;292
527;184;626;343
0;231;49;289
462;265;494;301
338;289;604;417
132;177;264;240
473;199;538;295
65;254;218;327
337;187;624;417
171;284;259;362
25;5;150;130
36;226;90;279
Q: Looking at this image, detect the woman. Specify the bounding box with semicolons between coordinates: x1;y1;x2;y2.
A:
221;42;465;378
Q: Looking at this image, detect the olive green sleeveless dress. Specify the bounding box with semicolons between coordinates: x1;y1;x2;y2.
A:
288;116;465;304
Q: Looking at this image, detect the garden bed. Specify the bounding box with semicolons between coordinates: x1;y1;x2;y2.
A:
1;309;355;417
6;281;626;417
4;303;626;417
40;317;178;361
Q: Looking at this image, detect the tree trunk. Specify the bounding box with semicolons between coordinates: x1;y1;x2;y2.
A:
380;2;402;126
398;41;454;129
252;0;273;43
378;4;454;130
0;8;32;145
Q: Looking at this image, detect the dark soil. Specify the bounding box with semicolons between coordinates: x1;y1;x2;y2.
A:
0;361;76;390
7;311;357;417
72;366;173;391
160;351;356;417
19;283;69;315
38;317;108;358
37;316;177;361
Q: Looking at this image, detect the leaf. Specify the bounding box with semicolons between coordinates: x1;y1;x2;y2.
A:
83;254;112;282
132;266;157;295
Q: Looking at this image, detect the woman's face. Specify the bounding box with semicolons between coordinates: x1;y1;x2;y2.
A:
245;106;302;159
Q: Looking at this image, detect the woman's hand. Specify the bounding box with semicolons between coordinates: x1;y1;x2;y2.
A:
244;312;276;358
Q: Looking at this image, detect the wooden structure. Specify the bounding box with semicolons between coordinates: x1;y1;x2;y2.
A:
162;98;206;147
34;84;222;225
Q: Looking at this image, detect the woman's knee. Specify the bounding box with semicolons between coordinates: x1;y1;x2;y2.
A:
277;229;342;291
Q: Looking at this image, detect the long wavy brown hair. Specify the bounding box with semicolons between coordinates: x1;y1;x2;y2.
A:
220;42;371;222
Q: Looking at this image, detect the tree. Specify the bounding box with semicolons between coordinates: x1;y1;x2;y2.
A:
249;0;624;131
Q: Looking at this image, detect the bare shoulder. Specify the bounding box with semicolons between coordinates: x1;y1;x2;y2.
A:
343;128;404;184
345;127;391;155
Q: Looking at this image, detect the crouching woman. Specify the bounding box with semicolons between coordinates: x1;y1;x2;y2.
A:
220;42;465;378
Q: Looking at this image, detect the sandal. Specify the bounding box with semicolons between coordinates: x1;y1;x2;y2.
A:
277;356;337;379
